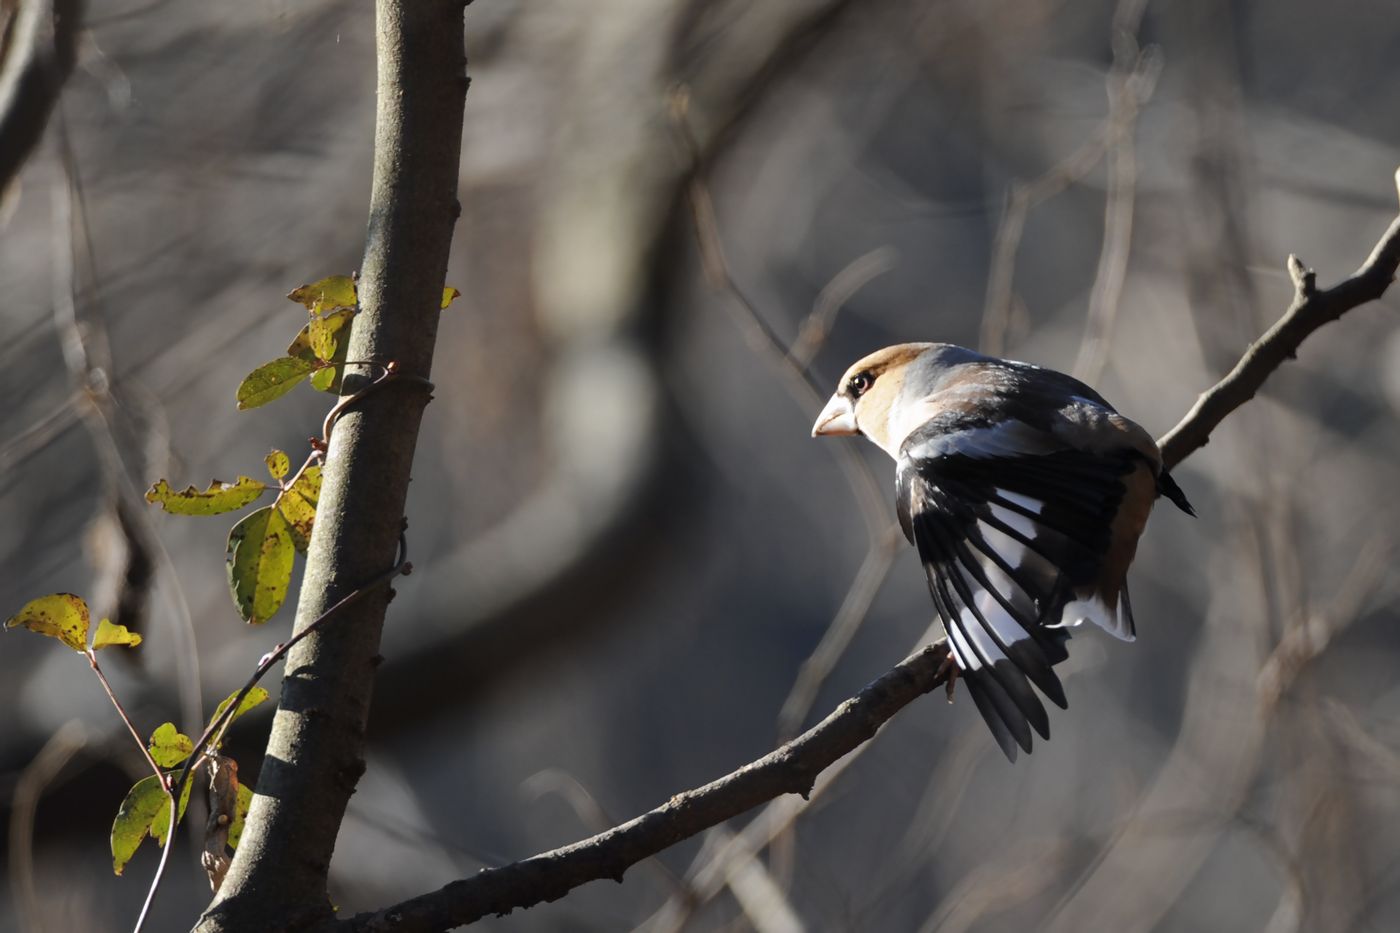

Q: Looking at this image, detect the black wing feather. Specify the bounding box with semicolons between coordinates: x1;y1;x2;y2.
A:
897;417;1140;760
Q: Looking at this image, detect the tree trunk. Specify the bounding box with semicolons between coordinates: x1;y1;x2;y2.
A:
193;2;467;929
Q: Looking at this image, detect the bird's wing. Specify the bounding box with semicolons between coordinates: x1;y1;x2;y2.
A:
896;414;1142;760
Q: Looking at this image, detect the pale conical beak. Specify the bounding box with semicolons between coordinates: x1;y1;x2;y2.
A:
812;394;858;437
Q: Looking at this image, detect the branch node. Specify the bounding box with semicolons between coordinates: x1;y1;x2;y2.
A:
1286;254;1316;299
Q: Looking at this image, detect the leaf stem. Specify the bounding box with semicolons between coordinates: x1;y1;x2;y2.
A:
134;536;410;932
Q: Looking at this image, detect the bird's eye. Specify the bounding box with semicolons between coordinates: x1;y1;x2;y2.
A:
848;372;874;397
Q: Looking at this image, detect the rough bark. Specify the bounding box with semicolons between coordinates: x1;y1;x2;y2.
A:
192;2;467;929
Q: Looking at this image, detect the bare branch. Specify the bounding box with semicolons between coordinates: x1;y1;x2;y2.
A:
340;644;953;932
1157;169;1400;469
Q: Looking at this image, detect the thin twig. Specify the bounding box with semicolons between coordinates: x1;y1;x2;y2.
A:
1255;535;1393;715
524;770;693;905
135;541;413;933
1156;170;1400;469
672;87;902;755
776;528;902;741
52;108;204;737
788;246;899;370
137;365;418;930
1070;0;1160;382
86;652;168;786
980;0;1160;359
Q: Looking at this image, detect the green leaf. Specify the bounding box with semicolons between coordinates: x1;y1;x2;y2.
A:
236;357;317;410
208;686;271;739
286;307;355;362
92;618;143;650
112;775;165;875
226;507;295;624
309;366;340;393
264;450;290;481
277;465;322;552
146;476;267;516
5;594;90;652
111;774;191;875
147;722;194;768
228;781;254;851
150;773;194;849
441;286;461;310
287;275;357;314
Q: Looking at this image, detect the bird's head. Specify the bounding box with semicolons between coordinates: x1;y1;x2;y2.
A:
812;342;983;456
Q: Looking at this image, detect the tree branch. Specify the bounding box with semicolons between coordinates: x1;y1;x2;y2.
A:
192;2;467;930
1156;168;1400;469
333;167;1400;933
340;644;952;932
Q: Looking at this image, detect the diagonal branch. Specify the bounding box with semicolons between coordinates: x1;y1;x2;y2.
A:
1157;168;1400;469
344;171;1400;933
339;645;952;932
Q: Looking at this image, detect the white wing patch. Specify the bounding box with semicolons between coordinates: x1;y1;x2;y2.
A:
997;490;1043;514
987;503;1037;540
1053;596;1135;642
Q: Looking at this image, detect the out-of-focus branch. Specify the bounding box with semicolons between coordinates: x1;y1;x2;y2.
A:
980;0;1160;358
329;160;1400;932
7;720;87;933
50;111;202;738
1255;535;1392;715
341;644;953;933
1157;168;1400;469
0;0;79;194
1070;0;1160;382
673;88;904;755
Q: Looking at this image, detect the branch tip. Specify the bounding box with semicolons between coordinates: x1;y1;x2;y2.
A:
1286;254;1315;298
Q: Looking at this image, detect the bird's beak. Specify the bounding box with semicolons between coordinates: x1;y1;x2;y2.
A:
812;394;858;437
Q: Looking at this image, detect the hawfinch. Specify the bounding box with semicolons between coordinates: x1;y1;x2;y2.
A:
813;343;1192;760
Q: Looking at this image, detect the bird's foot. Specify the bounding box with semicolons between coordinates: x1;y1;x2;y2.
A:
936;651;960;703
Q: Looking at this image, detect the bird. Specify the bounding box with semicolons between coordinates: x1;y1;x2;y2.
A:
812;343;1193;761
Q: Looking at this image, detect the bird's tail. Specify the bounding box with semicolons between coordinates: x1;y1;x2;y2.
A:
1158;470;1194;516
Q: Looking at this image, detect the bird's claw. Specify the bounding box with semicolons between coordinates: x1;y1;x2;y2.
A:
936;651;960;703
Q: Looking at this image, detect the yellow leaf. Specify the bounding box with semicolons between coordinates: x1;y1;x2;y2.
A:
147;722;194;768
5;594;90;652
226;507;294;624
236;357;317;410
145;476;267;516
228;781;254;851
309;366;340;394
286;307;354;362
265;450;290;481
287;275;357;314
441;286;461;310
277;465;322;553
92;618;143;650
310;314;339;361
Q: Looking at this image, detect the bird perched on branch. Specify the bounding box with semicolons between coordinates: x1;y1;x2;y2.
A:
813;343;1193;760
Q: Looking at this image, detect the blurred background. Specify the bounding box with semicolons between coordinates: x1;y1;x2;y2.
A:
4;0;1400;930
